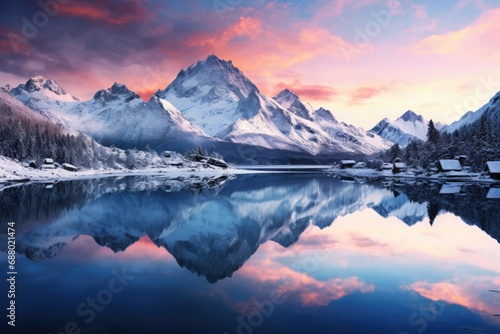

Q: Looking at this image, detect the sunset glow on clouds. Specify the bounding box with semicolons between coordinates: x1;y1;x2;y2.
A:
216;209;500;320
1;0;500;127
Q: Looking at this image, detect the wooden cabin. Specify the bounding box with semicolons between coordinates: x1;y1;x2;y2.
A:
340;160;356;169
485;161;500;180
392;162;408;174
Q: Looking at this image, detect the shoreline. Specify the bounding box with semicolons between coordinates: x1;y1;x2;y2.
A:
325;168;500;185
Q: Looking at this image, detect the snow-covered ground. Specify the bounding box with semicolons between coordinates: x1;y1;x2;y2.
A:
325;167;500;184
0;155;237;185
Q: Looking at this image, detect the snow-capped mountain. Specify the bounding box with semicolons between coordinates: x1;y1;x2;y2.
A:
444;91;500;133
156;54;259;137
273;88;315;121
0;89;52;123
8;56;394;160
370;110;430;146
158;55;391;156
9;77;210;151
11;75;79;102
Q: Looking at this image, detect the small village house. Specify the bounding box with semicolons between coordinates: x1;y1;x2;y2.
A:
392;162;408;174
437;159;462;172
485;161;500;180
454;155;467;166
380;163;393;171
340;160;356;169
40;158;56;170
62;163;78;172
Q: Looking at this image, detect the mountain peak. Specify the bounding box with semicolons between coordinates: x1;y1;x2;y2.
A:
206;54;231;65
155;55;260;136
274;88;298;102
314;107;337;123
93;83;139;103
273;88;314;120
25;76;68;96
398;110;423;123
1;84;12;93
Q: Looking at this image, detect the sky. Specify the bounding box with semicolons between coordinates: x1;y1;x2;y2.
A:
1;0;500;128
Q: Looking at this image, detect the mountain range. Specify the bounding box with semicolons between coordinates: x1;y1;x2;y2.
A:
2;54;499;162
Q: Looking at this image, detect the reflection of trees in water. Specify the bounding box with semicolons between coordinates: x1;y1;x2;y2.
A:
0;175;232;233
0;180;97;232
378;181;500;243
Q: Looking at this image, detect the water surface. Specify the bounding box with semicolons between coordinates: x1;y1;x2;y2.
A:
1;174;499;334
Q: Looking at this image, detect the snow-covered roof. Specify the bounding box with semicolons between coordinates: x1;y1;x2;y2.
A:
439;159;462;171
43;158;54;164
381;163;393;169
486;161;500;174
340;160;356;164
394;162;407;169
62;163;77;169
487;187;500;199
440;184;462;194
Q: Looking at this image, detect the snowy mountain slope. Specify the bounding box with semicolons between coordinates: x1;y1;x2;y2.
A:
62;83;210;150
312;106;391;154
370;110;430;146
156;54;259;137
8;57;394;159
158;55;391;156
444;91;500;133
0;90;53;123
273;88;315;121
9;76;81;126
10;78;211;151
0;89;158;173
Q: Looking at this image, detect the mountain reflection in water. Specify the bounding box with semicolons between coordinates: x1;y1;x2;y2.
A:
0;174;499;334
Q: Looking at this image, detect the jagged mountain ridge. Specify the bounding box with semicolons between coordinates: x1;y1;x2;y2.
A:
156;55;392;156
370;110;431;146
444;91;500;134
7;77;211;151
7;56;456;159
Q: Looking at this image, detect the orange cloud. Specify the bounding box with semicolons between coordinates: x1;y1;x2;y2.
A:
274;80;338;101
59;0;150;25
183;6;357;77
414;8;500;56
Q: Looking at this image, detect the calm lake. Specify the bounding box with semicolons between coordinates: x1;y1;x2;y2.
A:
1;173;499;334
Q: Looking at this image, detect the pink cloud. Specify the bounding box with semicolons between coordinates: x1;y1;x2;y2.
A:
349;83;396;104
411;3;428;19
181;3;361;89
236;256;374;308
274;80;338;101
313;0;384;20
413;8;500;56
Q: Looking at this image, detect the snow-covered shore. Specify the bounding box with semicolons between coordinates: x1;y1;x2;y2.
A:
0;155;239;185
325;167;500;184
